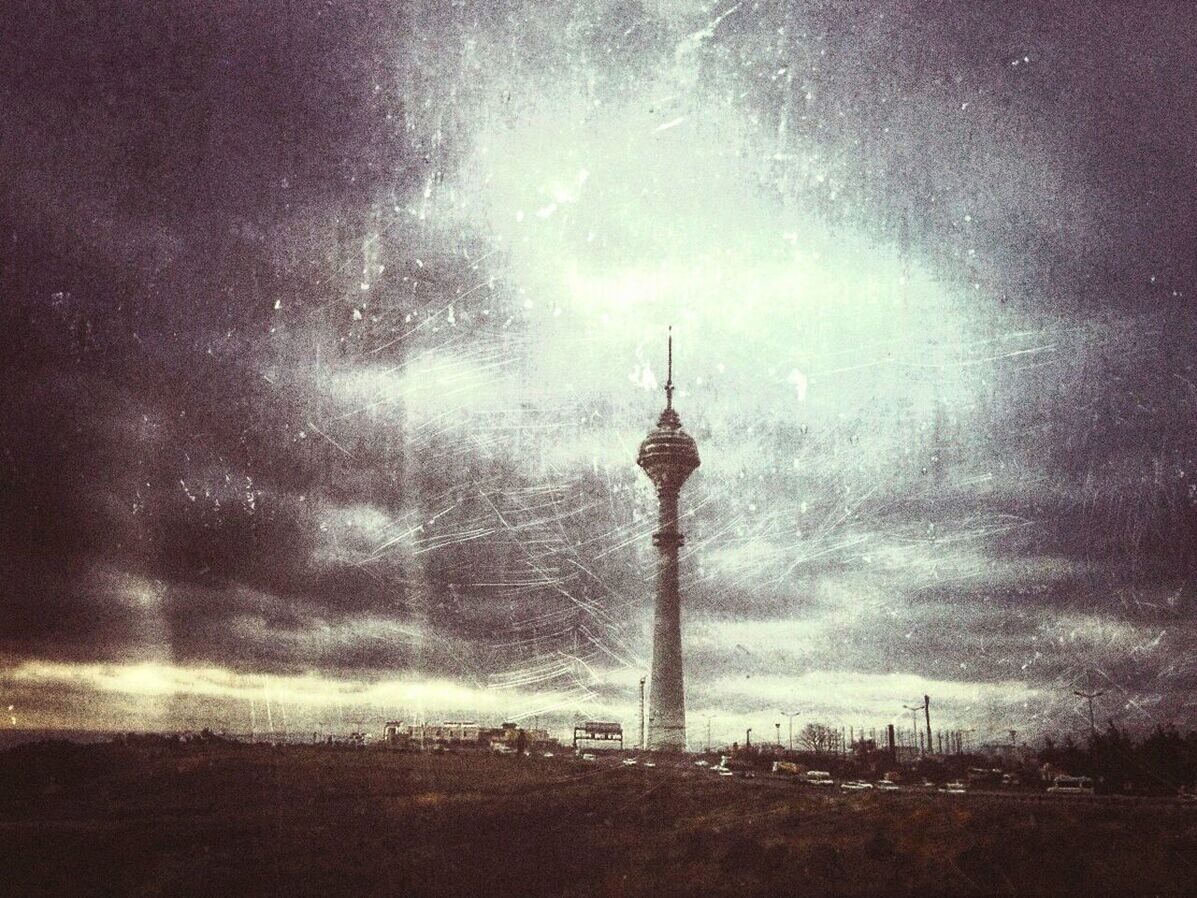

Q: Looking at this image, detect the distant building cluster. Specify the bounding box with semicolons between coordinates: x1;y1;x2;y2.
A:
382;720;556;752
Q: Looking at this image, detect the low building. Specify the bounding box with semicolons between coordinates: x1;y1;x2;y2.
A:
382;721;482;748
382;720;555;751
383;721;409;747
978;742;1032;765
489;722;553;750
433;721;483;743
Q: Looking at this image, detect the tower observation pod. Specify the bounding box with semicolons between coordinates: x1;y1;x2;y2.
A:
637;328;700;752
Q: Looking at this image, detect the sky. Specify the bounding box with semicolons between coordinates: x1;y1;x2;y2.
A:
2;0;1196;748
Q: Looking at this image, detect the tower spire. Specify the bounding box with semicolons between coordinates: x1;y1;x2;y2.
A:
665;326;674;410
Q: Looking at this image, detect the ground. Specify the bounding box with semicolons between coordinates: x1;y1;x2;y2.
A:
1;740;1195;897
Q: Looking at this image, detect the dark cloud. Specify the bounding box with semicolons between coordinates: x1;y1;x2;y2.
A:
2;0;1197;733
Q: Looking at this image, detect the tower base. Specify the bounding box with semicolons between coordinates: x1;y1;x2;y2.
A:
647;722;686;752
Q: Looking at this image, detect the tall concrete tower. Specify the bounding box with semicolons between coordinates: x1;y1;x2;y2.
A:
638;329;700;751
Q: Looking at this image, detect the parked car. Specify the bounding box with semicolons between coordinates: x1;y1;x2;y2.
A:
940;781;968;794
581;753;597;762
875;781;901;792
840;781;875;792
694;759;710;767
805;770;835;787
622;757;639;766
1046;775;1094;795
643;760;656;768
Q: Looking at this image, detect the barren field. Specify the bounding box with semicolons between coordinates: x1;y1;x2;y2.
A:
1;741;1195;897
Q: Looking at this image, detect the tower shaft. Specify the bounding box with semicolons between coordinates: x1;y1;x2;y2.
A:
648;487;685;750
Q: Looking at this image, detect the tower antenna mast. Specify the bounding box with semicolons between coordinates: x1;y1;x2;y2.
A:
665;325;674;409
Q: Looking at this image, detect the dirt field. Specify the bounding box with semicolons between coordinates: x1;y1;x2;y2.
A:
1;740;1195;897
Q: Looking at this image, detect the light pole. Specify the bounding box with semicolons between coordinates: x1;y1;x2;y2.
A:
1074;689;1104;739
904;696;932;755
903;702;924;756
782;710;800;751
639;676;647;750
746;727;752;749
775;722;781;746
922;695;932;756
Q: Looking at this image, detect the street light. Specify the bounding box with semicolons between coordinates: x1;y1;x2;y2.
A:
903;702;924;756
775;722;781;746
1074;689;1105;739
639;676;646;750
781;710;800;751
746;727;752;749
904;696;932;755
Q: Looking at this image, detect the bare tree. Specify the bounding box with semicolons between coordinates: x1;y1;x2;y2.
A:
799;722;835;754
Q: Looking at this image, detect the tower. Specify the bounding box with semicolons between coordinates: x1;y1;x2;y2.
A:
637;328;700;751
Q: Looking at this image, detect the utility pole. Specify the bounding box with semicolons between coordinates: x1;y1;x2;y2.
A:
706;716;712;753
923;695;933;756
639;676;646;750
1074;689;1104;740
